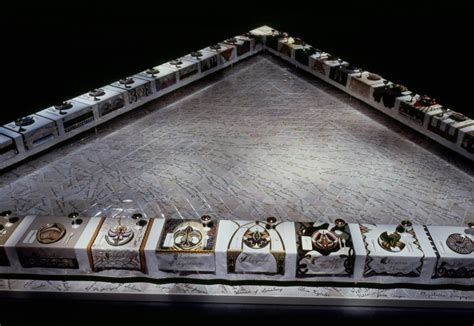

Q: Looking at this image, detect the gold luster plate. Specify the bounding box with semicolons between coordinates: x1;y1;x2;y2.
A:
36;223;66;244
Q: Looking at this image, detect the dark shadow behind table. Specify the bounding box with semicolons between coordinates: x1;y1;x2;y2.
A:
0;295;473;326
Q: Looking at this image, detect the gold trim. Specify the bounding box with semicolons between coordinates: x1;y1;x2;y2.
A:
272;251;286;275
227;250;240;273
87;217;105;271
139;218;154;273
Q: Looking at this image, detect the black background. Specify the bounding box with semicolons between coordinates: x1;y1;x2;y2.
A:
0;297;473;326
1;0;474;125
1;1;474;323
